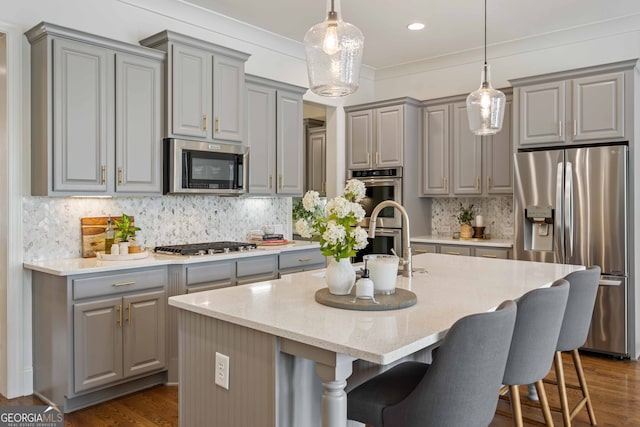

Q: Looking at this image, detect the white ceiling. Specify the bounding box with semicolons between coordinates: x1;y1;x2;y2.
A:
183;0;640;70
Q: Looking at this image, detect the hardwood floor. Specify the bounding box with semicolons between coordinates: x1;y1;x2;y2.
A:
1;352;638;426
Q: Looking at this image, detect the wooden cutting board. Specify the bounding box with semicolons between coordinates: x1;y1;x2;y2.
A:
80;216;135;258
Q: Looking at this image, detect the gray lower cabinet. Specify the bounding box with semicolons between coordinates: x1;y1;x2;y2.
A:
279;248;327;275
511;62;632;148
26;22;164;196
236;255;279;285
412;242;511;259
140;31;250;143
32;266;168;412
245;75;306;196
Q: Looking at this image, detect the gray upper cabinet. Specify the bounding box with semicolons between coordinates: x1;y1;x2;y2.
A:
245;75;306;196
511;63;630;148
346;104;403;169
422;104;450;195
26;22;164;196
115;53;163;193
140;31;250;143
421;93;512;196
452;102;482;195
306;127;327;195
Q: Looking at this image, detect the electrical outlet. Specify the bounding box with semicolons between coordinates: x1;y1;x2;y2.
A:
215;352;230;390
440;225;450;233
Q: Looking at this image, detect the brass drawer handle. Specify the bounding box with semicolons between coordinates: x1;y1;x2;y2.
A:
203;115;208;131
414;250;428;254
113;281;136;287
445;251;461;255
298;257;312;262
481;254;498;258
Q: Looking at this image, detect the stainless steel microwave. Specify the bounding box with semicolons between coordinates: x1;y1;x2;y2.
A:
163;138;248;195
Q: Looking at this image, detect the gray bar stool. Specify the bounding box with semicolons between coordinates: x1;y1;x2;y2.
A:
496;279;570;427
346;300;517;427
546;266;601;426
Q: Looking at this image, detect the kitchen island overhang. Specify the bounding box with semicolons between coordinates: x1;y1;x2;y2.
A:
169;253;583;427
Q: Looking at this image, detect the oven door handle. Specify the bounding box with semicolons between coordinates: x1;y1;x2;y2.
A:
357;178;398;186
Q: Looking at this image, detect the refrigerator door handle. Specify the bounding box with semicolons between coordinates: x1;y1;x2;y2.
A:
555;161;564;261
565;161;573;259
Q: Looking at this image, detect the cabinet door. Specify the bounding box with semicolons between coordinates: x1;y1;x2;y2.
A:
346;110;373;169
213;55;245;142
171;43;211;139
276;90;304;195
115;53;163;193
422;105;450;195
307;128;326;194
53;38;112;192
485;100;513;194
518;81;566;145
74;297;123;392
452;103;482;195
375;105;404;167
246;83;276;195
572;72;625;141
123;291;166;378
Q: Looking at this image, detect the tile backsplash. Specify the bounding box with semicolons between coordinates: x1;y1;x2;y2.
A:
23;196;291;262
430;196;513;239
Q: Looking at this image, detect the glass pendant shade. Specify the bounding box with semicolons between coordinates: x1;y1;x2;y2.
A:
304;1;364;97
466;64;506;135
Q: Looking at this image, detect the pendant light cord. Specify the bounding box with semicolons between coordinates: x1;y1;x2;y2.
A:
484;0;487;66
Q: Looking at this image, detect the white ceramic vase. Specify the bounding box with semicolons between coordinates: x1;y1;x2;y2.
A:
325;257;356;295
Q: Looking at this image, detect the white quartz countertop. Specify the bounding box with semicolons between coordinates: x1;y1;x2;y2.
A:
169;253;581;365
23;240;320;276
411;235;513;248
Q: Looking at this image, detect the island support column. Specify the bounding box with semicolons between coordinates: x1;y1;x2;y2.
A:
281;339;356;427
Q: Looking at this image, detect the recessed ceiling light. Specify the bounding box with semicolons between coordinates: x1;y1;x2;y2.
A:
407;22;425;31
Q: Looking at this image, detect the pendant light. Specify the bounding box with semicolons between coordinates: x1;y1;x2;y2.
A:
466;0;505;135
304;0;364;97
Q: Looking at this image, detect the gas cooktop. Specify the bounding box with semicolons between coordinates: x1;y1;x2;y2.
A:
153;241;257;256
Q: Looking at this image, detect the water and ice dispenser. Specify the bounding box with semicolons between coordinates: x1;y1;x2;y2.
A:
524;206;554;251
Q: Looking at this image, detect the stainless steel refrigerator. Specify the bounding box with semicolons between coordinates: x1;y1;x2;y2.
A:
513;144;628;357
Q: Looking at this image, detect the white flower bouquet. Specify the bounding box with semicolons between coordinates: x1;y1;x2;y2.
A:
295;179;369;261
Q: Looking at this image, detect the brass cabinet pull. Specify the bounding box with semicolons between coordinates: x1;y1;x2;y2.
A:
321;181;326;193
475;177;480;190
558;121;563;137
268;175;273;189
113;281;136;287
279;175;283;189
126;303;131;325
118;167;123;185
203;115;208;131
573;119;577;137
375;151;380;165
101;165;106;184
117;304;122;326
215;116;220;133
366;152;370;164
487;176;491;189
298;257;312;262
443;176;448;191
445;251;461;255
414;249;428;254
482;254;498;258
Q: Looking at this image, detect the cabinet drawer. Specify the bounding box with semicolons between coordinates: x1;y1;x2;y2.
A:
186;260;235;286
186;282;233;294
475;247;510;259
279;249;325;270
439;245;471;256
412;244;437;255
73;268;166;300
237;255;278;279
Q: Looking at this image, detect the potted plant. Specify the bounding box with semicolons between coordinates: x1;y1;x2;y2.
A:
456;203;475;239
113;213;141;251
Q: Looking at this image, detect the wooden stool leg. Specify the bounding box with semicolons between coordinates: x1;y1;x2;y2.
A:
554;351;572;426
509;385;524;427
572;349;597;426
535;380;554;426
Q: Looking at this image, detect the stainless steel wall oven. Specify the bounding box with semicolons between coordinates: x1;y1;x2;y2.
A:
350;168;403;262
